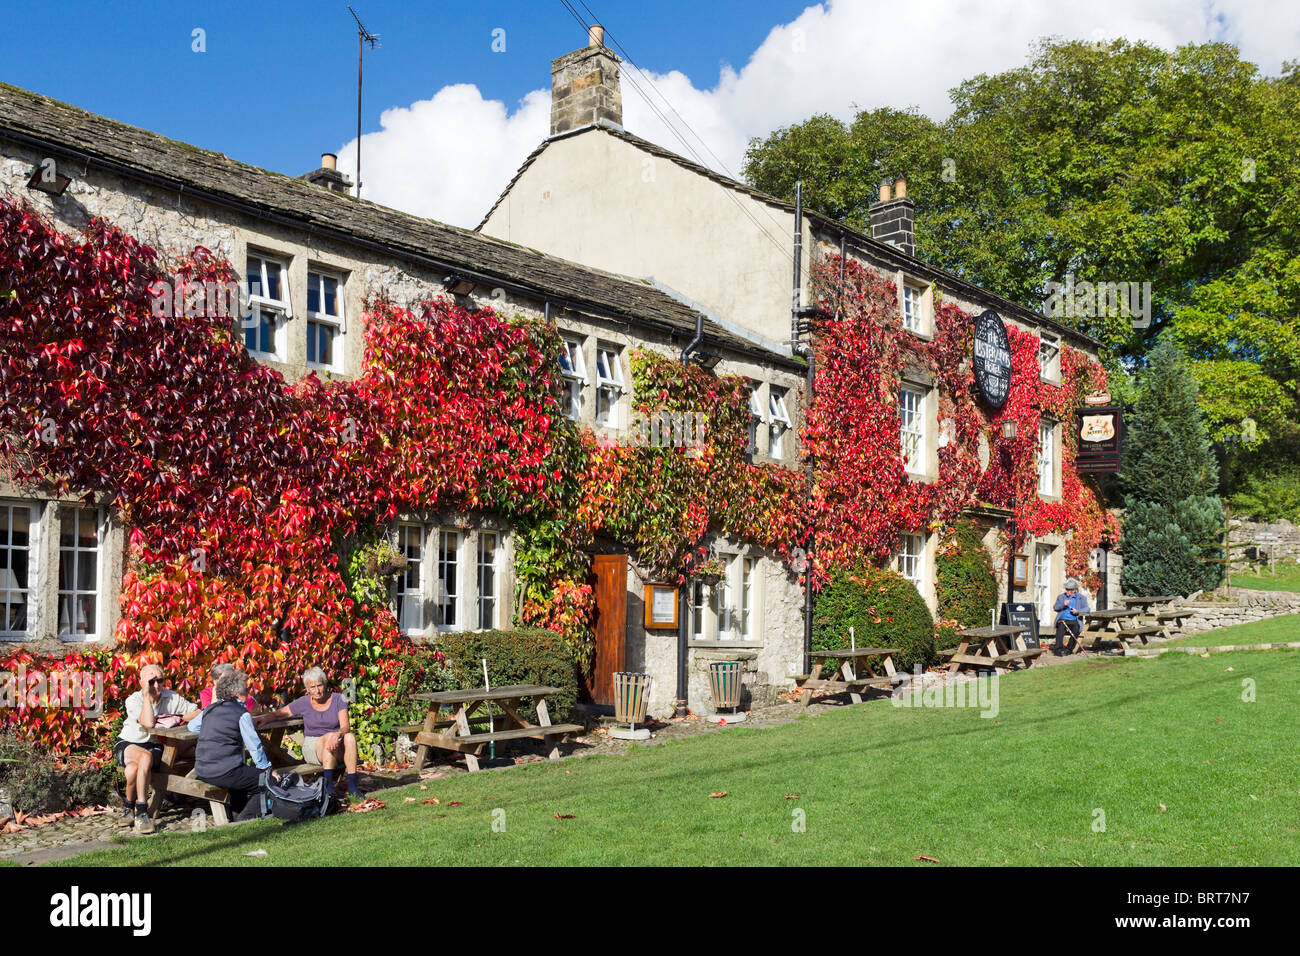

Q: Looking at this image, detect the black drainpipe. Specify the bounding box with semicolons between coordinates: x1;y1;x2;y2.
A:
792;182;815;675
676;312;705;717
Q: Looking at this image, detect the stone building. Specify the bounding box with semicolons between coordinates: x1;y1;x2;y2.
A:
480;30;1112;633
0;82;806;717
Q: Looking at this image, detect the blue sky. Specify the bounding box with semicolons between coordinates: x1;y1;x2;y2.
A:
0;0;808;178
2;1;1295;227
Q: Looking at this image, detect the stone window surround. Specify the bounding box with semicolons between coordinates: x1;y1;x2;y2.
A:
688;547;765;647
1036;418;1061;502
388;514;513;641
1038;330;1062;384
305;266;347;373
895;271;934;339
233;235;355;378
898;367;939;482
0;495;123;649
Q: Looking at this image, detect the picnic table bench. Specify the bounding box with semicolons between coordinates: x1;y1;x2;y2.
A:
147;716;313;826
790;647;900;707
1077;608;1157;651
941;625;1043;673
1123;596;1191;640
408;685;583;772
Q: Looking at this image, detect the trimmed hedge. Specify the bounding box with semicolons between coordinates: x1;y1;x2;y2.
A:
935;520;999;651
438;628;580;724
366;644;456;741
812;564;936;672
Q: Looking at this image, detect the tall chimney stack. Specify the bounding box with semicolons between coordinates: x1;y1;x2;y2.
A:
550;25;623;136
870;178;916;256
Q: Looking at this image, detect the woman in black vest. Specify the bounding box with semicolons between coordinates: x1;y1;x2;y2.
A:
189;670;277;820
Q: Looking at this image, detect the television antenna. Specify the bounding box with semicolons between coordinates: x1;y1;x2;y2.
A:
348;6;380;199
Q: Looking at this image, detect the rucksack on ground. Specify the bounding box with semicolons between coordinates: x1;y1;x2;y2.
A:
259;770;341;823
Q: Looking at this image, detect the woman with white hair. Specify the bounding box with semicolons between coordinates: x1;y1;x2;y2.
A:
1052;576;1092;655
260;666;361;800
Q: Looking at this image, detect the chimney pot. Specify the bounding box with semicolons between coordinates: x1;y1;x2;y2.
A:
879;183;891;202
588;24;605;47
894;177;907;199
321;152;337;171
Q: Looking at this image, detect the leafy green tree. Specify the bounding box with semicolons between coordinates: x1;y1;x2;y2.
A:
1119;340;1224;594
744;40;1300;508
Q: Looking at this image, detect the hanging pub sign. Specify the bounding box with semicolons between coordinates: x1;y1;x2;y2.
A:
972;310;1012;409
1076;404;1124;473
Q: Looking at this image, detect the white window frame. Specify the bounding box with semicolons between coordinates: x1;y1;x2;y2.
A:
477;532;501;631
1038;419;1056;496
594;344;625;429
896;533;925;596
902;282;924;333
436;529;462;633
747;386;764;457
899;386;927;476
394;524;427;636
1034;544;1054;624
1038;331;1062;382
740;556;757;641
0;500;39;642
558;336;587;421
690;580;707;641
306;269;345;372
57;506;104;642
768;388;792;460
713;554;737;640
244;253;291;362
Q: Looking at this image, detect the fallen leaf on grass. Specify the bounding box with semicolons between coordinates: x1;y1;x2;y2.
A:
448;801;463;806
404;797;416;803
554;813;575;819
709;792;729;799
1225;666;1234;672
784;794;800;800
419;785;428;790
915;855;941;863
1159;804;1167;812
346;799;387;814
422;798;439;805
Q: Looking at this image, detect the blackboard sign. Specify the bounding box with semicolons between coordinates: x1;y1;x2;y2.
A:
972;310;1012;409
1000;602;1040;648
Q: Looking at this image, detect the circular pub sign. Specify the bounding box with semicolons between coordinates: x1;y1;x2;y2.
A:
972;310;1012;409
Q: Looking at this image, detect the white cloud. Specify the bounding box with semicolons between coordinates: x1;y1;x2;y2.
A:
337;0;1300;228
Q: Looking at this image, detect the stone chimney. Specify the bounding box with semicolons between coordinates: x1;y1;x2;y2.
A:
550;25;623;136
297;152;353;193
869;178;916;256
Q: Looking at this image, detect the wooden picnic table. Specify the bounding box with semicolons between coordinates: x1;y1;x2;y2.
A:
1122;595;1178;608
1122;596;1189;639
406;684;583;773
146;716;311;825
1076;607;1164;652
940;625;1043;673
791;647;900;707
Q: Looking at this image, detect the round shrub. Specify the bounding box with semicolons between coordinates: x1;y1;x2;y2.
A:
934;520;999;652
812;564;936;672
438;628;580;724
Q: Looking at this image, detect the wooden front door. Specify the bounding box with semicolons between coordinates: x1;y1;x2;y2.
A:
589;554;627;707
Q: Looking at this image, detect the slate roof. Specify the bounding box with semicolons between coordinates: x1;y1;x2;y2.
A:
0;83;786;363
479;124;1102;351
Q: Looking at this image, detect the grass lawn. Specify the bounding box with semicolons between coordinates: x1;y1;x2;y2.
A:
1163;613;1300;647
57;651;1300;867
1233;561;1300;593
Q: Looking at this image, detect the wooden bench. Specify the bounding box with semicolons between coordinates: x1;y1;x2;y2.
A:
992;648;1045;665
448;723;584;746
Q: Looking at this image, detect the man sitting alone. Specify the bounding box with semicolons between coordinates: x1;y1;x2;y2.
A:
1053;576;1092;655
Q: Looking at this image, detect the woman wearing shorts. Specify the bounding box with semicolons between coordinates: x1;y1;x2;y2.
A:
260;666;361;799
115;663;200;834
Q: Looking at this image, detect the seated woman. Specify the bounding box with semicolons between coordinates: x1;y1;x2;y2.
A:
189;670;277;821
260;666;361;799
199;662;259;713
115;663;201;834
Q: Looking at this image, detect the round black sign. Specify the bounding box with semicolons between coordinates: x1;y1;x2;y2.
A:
972;310;1012;409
